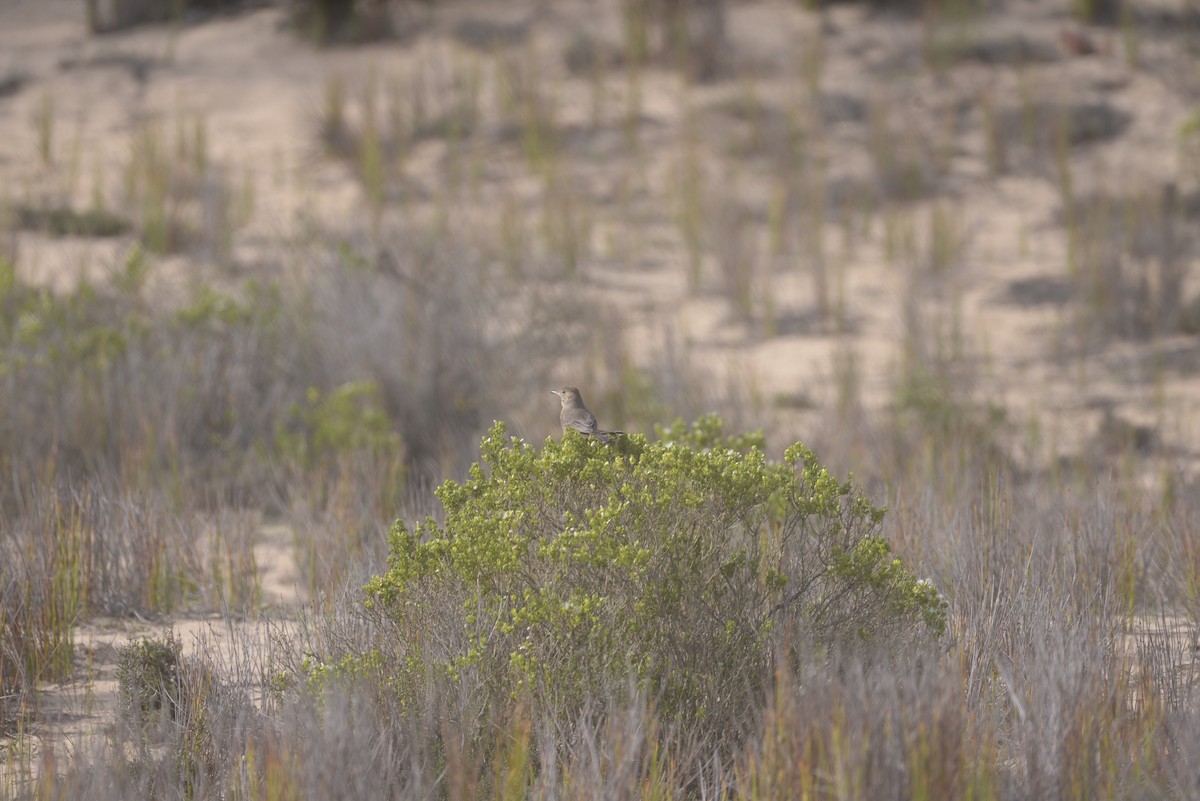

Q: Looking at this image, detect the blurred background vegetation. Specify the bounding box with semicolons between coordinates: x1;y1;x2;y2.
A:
4;0;1200;797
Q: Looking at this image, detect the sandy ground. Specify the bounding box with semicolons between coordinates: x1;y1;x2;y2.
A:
3;0;1200;784
1;0;1197;465
2;523;299;791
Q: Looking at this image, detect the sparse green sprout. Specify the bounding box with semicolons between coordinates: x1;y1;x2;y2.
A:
1181;107;1200;186
115;243;150;296
33;92;54;167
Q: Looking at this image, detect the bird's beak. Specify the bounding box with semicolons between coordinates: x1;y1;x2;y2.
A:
550;390;560;397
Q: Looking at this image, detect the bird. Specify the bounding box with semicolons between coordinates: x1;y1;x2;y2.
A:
551;387;624;443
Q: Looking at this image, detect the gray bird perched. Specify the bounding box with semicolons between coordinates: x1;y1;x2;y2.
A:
551;387;624;443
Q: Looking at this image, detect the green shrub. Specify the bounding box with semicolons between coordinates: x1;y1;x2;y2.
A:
0;249;404;501
275;381;400;470
365;417;945;731
291;0;396;45
114;632;240;793
117;633;184;727
0;251;288;494
15;204;131;237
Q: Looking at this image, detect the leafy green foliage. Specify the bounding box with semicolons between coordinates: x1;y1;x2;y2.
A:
366;418;945;728
276;381;400;470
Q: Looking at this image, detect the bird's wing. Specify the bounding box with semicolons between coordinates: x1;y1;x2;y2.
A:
563;409;600;435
